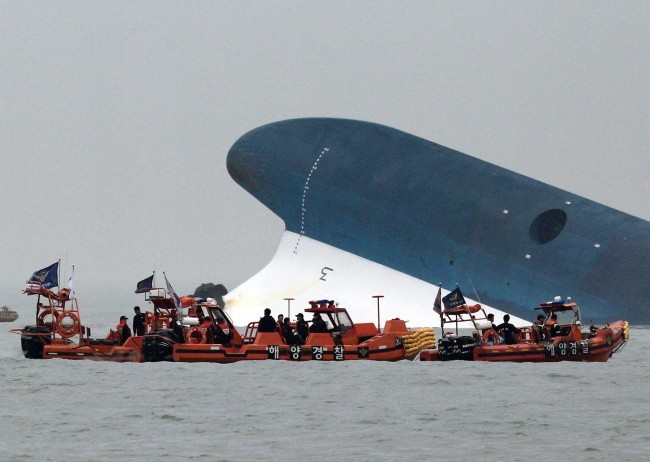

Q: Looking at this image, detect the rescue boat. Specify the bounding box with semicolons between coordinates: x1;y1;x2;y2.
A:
142;299;427;363
0;305;19;322
419;299;629;362
12;283;145;361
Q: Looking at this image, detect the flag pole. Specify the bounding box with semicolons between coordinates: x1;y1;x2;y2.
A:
433;283;443;334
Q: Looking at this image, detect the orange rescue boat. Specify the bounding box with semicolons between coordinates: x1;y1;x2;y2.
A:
419;299;629;362
143;299;416;363
11;284;174;362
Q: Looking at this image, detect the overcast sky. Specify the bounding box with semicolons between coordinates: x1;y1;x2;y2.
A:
1;2;648;311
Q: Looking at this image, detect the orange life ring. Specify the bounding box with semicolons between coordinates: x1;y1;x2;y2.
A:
56;311;81;338
482;329;500;345
185;326;206;344
37;308;60;326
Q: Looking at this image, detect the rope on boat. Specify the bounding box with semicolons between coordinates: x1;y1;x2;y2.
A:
402;328;436;360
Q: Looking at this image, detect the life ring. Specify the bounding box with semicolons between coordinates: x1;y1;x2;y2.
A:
185;326;206;344
482;329;500;345
56;311;81;338
37;308;60;327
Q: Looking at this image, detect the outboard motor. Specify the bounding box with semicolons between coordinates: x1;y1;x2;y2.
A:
437;335;477;361
20;325;52;359
141;329;178;362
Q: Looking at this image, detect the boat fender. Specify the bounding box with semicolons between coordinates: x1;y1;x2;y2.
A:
56;311;80;338
481;329;500;346
185;326;206;344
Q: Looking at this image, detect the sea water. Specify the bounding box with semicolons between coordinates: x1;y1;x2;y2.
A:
0;308;648;462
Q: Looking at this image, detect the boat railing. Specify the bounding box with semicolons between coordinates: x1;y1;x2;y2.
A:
243;322;259;344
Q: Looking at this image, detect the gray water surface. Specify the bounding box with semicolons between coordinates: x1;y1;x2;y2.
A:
1;315;647;462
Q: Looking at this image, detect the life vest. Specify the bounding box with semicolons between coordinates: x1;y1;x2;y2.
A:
218;319;230;336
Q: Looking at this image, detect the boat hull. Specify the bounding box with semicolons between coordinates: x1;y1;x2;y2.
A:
172;331;406;363
41;337;143;362
420;321;628;363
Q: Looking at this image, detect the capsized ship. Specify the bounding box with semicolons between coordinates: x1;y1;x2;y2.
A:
225;118;649;326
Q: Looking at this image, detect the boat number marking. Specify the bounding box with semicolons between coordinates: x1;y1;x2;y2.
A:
312;346;324;360
267;345;280;360
320;267;333;281
290;345;302;360
545;341;589;357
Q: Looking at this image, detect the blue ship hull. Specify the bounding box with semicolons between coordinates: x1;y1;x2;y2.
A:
227;118;649;324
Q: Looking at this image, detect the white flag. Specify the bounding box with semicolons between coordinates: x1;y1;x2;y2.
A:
163;272;180;308
68;275;76;300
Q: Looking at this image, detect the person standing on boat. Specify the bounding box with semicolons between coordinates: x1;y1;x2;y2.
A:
258;308;277;333
295;313;309;343
117;315;132;345
533;314;546;340
496;314;520;345
133;306;146;336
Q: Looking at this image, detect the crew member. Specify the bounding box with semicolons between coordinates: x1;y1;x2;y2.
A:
133;306;146;336
533;314;546;340
295;313;309;343
169;310;185;343
258;308;277;333
482;313;498;334
309;312;328;333
546;313;559;338
281;317;301;345
496;314;520;345
117;315;132;345
212;316;232;346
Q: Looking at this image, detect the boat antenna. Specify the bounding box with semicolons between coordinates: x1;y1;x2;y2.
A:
62;254;67;290
284;298;294;318
373;295;384;333
466;271;481;304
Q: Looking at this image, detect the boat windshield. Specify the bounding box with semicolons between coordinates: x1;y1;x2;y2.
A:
553;309;579;325
334;311;353;332
209;307;224;322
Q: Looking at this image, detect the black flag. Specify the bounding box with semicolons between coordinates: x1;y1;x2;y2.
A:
442;286;466;309
135;274;154;293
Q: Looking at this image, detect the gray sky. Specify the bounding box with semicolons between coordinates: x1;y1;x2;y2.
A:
1;1;648;310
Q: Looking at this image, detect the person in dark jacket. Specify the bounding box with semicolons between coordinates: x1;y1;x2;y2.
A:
258;308;277;333
117;315;132;345
132;306;146;336
295;313;309;343
309;312;328;333
280;317;300;345
496;314;520;345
